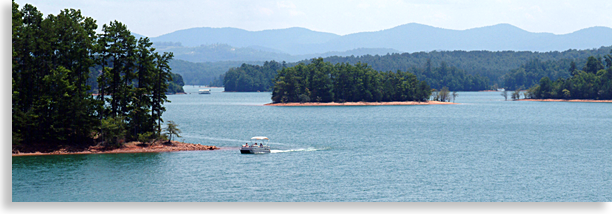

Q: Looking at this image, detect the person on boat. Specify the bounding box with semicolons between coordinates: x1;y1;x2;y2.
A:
245;143;248;147
254;143;258;147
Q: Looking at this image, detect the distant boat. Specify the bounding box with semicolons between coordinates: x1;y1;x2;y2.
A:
497;88;505;92
240;136;271;154
199;89;211;94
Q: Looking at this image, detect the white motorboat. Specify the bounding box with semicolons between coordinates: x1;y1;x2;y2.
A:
199;89;211;94
240;136;271;154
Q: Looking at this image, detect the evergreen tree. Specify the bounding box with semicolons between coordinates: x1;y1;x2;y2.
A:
12;1;179;151
583;56;604;74
271;60;431;103
152;52;174;136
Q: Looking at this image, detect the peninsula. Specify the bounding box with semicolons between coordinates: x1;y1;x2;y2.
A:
12;141;218;157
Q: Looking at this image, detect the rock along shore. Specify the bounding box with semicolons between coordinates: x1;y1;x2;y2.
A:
12;141;219;157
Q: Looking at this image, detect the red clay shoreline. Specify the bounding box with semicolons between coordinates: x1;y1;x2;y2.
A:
264;101;457;106
12;141;219;157
518;99;612;103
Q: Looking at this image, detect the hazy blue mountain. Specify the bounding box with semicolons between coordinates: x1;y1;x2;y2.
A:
150;27;340;53
312;23;612;53
145;23;612;58
154;42;399;63
131;33;145;40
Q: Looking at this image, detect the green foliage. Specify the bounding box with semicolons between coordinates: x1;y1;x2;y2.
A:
302;47;612;90
501;54;611;91
137;132;156;144
527;54;612;100
271;58;431;103
512;89;521;100
100;116;126;147
583;56;604;74
181;45;612;92
163;121;181;142
209;73;225;87
438;87;451;102
12;2;101;149
224;61;283;91
12;2;175;151
170;59;256;85
430;87;451;102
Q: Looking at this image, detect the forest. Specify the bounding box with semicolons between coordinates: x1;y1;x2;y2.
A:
170;59;262;86
526;54;612;100
223;61;284;91
315;47;612;87
271;58;431;103
210;46;612;92
12;2;179;152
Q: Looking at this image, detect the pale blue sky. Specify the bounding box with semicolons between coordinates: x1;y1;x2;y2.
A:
12;0;612;37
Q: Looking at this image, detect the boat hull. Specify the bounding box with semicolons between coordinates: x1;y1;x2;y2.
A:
240;147;270;154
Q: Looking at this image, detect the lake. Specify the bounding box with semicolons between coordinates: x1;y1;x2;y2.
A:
12;86;612;202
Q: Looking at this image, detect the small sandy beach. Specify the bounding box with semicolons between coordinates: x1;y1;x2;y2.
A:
265;101;457;106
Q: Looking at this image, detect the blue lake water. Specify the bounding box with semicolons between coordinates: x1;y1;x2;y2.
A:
12;86;612;201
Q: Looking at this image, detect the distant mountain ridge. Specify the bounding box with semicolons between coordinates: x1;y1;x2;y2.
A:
152;42;399;63
144;23;612;60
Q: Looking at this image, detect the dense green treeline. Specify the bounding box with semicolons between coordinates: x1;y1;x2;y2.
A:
526;53;612;100
170;59;263;85
502;59;572;90
87;65;185;94
501;55;609;90
404;60;489;91
12;1;176;151
271;58;431;103
219;47;611;92
302;47;612;89
223;61;284;91
174;46;611;89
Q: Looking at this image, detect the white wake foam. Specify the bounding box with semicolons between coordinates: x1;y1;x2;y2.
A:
270;147;330;153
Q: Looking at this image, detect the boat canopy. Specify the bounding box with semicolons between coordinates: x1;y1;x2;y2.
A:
251;136;269;140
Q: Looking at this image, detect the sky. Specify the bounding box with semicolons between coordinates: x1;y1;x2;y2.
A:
11;0;612;38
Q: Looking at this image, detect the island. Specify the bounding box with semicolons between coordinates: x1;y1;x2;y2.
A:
268;58;457;105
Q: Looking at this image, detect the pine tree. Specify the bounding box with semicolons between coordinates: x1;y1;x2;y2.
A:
152;52;174;136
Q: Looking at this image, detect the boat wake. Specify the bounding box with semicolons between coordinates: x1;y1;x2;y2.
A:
183;135;329;154
270;147;330;153
184;136;251;143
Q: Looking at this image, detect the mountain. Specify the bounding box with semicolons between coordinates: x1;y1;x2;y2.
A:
151;27;340;54
311;23;612;53
153;42;399;63
144;23;612;60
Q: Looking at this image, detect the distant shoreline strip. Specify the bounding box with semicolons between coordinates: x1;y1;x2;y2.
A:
264;101;458;106
518;99;612;103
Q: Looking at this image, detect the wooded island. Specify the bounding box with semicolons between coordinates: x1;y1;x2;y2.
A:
271;58;432;103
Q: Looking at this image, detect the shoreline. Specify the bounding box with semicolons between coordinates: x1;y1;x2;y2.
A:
264;101;457;106
12;141;219;157
518;99;612;103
